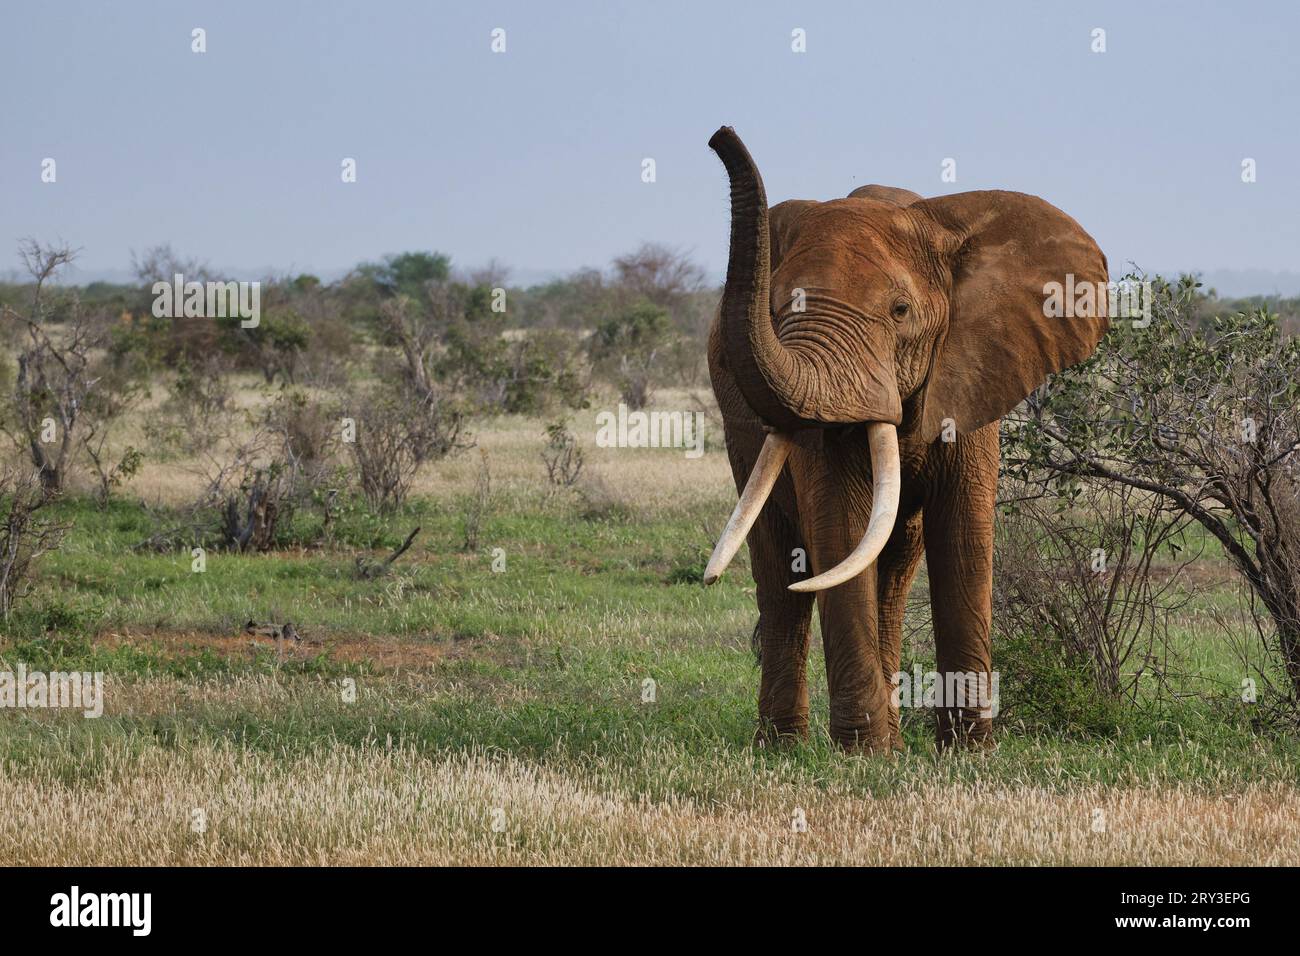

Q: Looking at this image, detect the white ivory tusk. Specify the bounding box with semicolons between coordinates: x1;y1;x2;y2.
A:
788;422;900;593
703;432;794;585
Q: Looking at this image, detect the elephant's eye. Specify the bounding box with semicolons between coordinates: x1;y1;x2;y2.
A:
891;301;910;320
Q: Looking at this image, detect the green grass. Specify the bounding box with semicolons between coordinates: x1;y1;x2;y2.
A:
16;493;727;641
4;489;1299;829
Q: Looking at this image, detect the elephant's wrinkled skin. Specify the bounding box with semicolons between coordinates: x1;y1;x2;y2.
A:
703;128;1109;751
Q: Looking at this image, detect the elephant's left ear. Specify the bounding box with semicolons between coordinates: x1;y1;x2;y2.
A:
910;190;1110;442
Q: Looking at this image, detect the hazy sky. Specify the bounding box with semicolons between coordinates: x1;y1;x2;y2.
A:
2;0;1297;288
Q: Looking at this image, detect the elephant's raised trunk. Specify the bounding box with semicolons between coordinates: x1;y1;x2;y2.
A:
709;127;821;429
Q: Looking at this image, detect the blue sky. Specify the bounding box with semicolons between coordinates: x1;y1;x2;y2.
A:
2;0;1297;291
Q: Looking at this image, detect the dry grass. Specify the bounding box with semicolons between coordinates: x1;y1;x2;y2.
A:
6;738;1297;866
394;386;733;522
24;376;735;515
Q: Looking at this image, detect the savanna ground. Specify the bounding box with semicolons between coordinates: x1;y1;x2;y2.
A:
3;383;1300;866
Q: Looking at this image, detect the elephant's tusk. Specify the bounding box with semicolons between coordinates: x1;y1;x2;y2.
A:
789;422;900;593
703;432;794;585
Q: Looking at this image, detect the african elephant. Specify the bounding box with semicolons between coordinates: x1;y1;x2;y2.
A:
702;127;1109;751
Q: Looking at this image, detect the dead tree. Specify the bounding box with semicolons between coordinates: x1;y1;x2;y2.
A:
0;465;69;618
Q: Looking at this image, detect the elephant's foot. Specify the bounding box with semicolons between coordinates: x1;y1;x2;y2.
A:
833;732;895;755
829;712;893;753
753;714;809;749
935;709;995;751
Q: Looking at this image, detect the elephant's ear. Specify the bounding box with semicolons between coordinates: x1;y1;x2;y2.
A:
911;190;1110;442
766;199;819;312
768;199;818;270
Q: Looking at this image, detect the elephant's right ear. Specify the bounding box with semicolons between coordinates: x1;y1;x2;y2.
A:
911;190;1110;443
767;200;818;273
764;199;819;315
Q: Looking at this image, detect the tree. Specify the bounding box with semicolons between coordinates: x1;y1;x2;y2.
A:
128;242;223;365
611;242;707;313
355;251;451;301
344;384;468;511
588;299;674;408
380;273;586;416
2;241;123;496
218;303;310;385
130;242;212;287
1006;275;1300;702
514;268;618;331
609;243;713;389
0;465;68;619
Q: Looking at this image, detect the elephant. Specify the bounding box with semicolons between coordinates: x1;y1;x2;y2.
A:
702;127;1109;751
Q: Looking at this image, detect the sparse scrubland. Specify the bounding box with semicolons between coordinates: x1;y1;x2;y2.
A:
2;250;1299;865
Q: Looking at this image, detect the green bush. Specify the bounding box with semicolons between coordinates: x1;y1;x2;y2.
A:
4;595;105;641
993;629;1128;738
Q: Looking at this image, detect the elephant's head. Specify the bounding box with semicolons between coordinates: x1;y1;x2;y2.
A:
704;126;1109;592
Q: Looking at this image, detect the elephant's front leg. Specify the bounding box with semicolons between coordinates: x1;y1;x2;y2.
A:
724;424;815;745
922;422;1000;748
814;573;893;751
799;441;894;751
749;496;815;744
876;508;926;750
